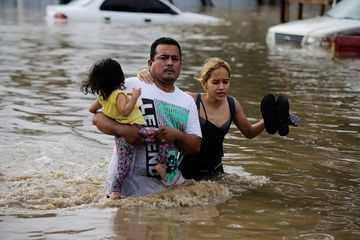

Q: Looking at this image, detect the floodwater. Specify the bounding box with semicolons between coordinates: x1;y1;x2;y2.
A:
0;1;359;240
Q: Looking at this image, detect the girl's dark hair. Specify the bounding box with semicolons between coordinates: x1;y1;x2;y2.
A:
80;58;125;99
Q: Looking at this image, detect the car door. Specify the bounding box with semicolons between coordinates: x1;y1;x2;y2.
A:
99;0;179;24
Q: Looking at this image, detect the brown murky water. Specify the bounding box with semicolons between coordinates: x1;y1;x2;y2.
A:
0;1;359;239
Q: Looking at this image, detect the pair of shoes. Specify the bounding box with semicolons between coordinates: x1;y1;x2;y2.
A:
261;94;299;136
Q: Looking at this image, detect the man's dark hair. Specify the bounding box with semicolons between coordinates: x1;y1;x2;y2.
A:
150;37;182;60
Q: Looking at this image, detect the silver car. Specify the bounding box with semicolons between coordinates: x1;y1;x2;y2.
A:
46;0;222;25
266;0;360;48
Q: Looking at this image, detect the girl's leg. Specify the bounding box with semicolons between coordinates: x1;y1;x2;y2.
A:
111;137;133;198
158;144;179;181
140;127;179;182
141;127;167;180
158;143;182;186
155;164;167;181
155;143;168;180
140;127;157;143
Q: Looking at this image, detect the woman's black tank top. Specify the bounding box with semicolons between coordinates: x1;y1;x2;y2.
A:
179;93;235;180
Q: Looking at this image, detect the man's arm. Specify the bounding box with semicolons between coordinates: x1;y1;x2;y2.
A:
92;112;145;145
175;133;201;155
155;126;201;155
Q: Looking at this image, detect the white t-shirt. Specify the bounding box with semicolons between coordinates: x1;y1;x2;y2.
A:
106;77;202;197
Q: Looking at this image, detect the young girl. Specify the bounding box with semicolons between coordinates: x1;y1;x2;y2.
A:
81;58;172;199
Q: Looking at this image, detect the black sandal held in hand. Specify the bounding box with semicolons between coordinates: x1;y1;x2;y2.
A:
261;94;300;136
276;95;290;136
261;94;277;134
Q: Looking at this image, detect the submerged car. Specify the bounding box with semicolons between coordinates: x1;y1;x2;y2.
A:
46;0;222;25
266;0;360;48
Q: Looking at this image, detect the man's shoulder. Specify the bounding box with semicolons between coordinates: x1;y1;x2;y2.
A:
124;77;150;91
125;77;140;86
174;86;194;101
169;86;197;111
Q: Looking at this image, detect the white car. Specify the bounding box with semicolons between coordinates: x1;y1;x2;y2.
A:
266;0;360;48
46;0;222;25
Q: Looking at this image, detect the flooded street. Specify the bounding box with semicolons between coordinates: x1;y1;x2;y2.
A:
0;1;359;239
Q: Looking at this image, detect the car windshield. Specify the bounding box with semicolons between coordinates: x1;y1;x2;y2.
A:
100;0;178;14
326;0;360;20
68;0;97;7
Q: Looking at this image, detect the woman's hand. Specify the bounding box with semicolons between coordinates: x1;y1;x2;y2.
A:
137;68;154;84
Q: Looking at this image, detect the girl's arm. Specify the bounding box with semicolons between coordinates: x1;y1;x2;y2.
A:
89;99;102;113
116;88;141;117
232;97;264;139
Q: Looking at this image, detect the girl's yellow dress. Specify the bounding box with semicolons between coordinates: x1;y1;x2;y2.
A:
99;89;146;125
